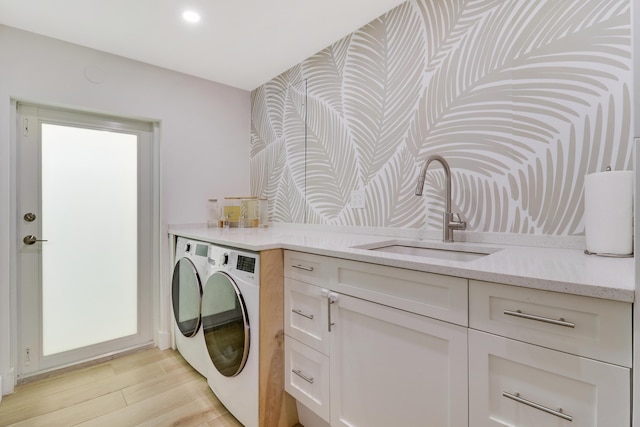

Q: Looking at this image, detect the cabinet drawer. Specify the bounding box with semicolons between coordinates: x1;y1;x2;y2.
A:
284;278;330;355
469;280;632;367
284;336;330;422
284;251;330;286
332;258;468;325
469;330;630;427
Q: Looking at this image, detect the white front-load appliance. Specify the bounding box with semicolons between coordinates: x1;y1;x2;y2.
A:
171;237;215;377
202;244;259;427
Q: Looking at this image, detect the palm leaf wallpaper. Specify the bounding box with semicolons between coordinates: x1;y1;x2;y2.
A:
250;0;631;236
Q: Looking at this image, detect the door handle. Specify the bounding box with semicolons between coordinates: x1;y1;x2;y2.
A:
23;235;48;245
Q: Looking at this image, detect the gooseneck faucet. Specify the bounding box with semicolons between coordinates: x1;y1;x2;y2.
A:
415;155;466;242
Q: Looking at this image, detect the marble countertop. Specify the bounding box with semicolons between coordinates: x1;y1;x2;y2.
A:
169;224;635;303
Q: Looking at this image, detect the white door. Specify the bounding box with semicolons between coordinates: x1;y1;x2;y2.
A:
17;104;155;378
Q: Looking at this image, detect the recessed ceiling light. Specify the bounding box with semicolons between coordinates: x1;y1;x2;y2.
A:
183;10;201;23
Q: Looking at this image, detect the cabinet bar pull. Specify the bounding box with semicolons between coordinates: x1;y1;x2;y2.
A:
327;292;338;332
503;391;573;422
292;264;314;271
503;309;575;328
292;309;314;320
292;369;314;384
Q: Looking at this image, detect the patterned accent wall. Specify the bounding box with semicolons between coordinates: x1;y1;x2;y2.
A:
250;0;631;236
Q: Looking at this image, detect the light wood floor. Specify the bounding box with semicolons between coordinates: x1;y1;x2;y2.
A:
0;348;244;426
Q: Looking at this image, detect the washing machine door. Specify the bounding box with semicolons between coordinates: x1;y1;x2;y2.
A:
202;271;250;377
171;258;203;338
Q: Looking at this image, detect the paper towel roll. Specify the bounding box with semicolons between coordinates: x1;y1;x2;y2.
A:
584;170;633;255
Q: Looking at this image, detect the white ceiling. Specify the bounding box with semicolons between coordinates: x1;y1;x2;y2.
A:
0;0;407;91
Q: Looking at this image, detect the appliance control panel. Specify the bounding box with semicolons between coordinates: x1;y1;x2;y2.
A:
207;245;259;286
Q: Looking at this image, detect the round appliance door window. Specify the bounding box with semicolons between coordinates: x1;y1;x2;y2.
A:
171;258;202;337
202;272;250;377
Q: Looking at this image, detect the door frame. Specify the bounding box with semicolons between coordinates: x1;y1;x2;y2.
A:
8;99;162;384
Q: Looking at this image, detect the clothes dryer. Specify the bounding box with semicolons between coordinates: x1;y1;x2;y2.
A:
171;237;214;377
203;244;260;427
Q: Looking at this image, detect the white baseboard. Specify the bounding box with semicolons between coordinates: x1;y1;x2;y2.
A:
1;368;15;397
157;330;171;350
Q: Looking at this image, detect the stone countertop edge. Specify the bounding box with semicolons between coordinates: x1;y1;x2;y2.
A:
168;224;635;303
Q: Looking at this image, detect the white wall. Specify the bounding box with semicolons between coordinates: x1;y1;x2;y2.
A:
0;25;251;394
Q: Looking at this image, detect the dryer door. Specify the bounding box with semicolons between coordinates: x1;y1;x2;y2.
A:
171;258;203;337
202;271;250;377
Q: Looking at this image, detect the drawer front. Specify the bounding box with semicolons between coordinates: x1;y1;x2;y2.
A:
284;335;330;422
469;330;630;427
469;280;632;367
284;278;330;355
332;258;468;325
284;251;330;286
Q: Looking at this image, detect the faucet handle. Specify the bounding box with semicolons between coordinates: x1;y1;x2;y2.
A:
449;212;467;230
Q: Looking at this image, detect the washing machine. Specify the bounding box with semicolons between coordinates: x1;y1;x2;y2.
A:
171;237;215;377
202;244;260;427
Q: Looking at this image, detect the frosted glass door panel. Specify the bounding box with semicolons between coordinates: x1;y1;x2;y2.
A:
41;124;138;356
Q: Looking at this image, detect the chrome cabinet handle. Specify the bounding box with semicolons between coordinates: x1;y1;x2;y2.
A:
23;235;48;245
292;369;314;384
503;391;573;422
504;309;575;328
292;264;314;272
292;309;314;320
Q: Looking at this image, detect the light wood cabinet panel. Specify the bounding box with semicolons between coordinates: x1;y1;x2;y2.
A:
469;329;630;427
259;249;298;427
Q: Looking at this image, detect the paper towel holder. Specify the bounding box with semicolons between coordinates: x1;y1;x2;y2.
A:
584;249;633;257
583;165;634;258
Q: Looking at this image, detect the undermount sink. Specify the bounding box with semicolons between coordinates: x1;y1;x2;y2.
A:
352;240;499;262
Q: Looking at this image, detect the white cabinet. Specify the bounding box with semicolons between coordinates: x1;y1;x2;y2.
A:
284;251;469;427
469;281;632;427
284;252;633;427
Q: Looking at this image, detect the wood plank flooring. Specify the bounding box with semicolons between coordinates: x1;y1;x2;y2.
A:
0;348;244;426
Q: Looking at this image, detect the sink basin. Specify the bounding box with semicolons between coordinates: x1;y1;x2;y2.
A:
352;240;499;262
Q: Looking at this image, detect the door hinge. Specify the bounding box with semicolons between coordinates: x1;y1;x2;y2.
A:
23;118;29;137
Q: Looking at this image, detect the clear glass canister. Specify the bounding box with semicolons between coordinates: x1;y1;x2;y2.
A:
241;197;259;227
207;199;219;228
258;198;269;228
223;197;243;226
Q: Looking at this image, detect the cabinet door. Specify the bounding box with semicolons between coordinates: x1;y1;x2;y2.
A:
330;293;468;427
469;329;630;427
